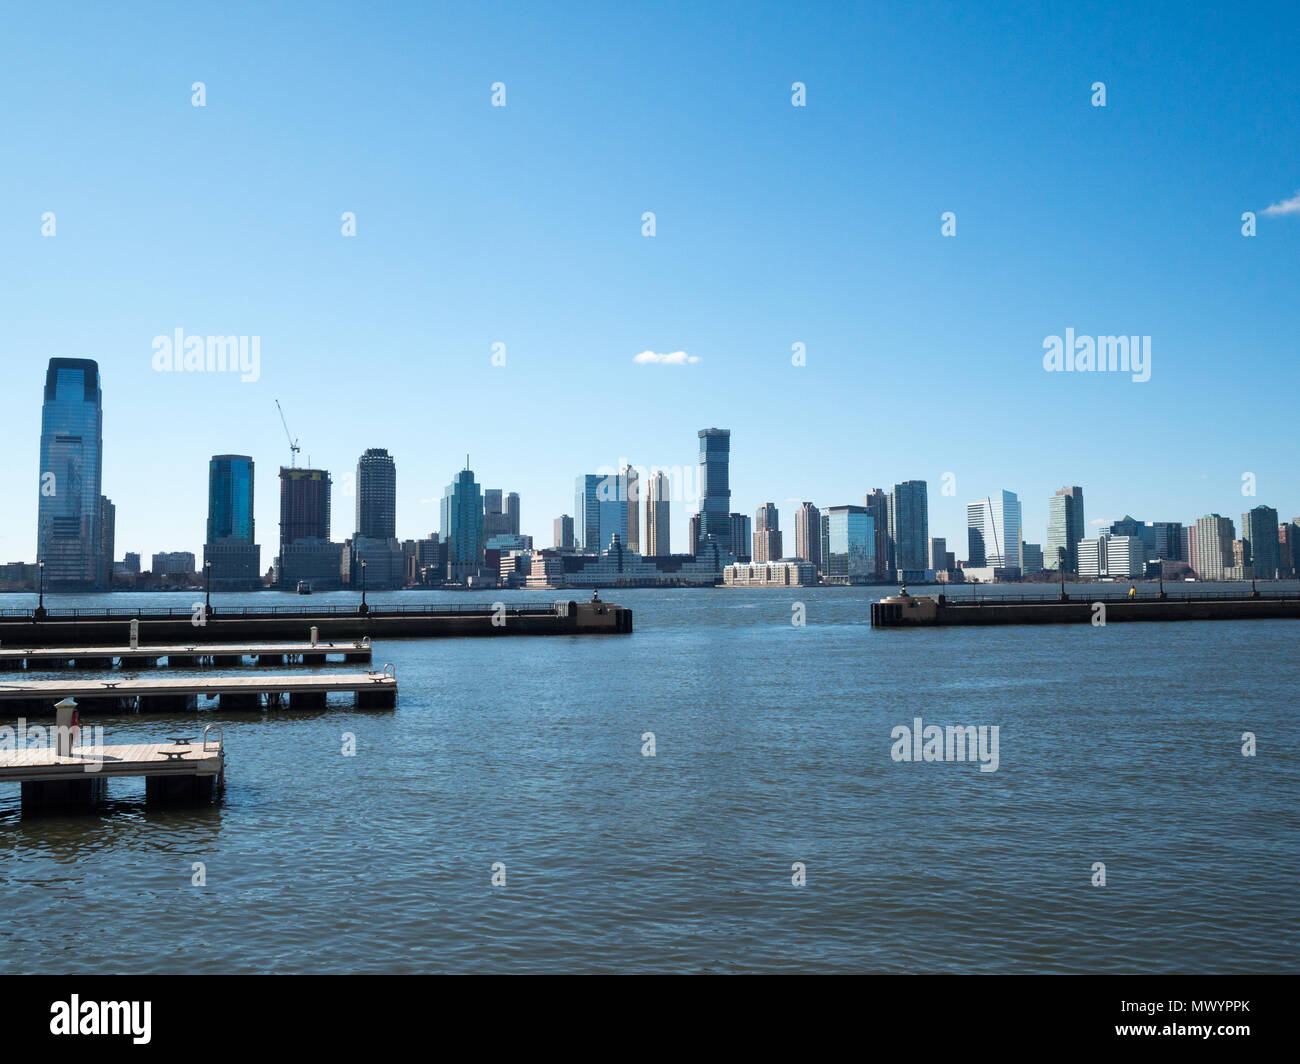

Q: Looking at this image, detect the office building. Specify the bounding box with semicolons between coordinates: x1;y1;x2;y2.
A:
1076;534;1143;579
889;481;929;575
729;513;751;562
967;491;1022;572
696;428;732;554
355;448;397;540
205;454;261;590
443;465;486;580
1045;486;1085;571
794;502;821;571
554;514;575;549
97;495;115;589
929;537;948;573
279;467;338;588
37;358;106;589
624;465;640;553
826;505;875;583
864;489;890;577
1020;542;1044;575
151;551;197;575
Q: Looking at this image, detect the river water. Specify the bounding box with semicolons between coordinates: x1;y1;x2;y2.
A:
0;586;1295;972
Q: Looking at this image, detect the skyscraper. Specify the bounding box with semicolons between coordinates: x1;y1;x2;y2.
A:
645;471;671;557
1242;505;1280;580
826;505;875;582
753;503;782;563
278;466;338;589
97;495;115;589
554;514;575;549
864;490;890;577
505;492;521;536
355;448;397;539
889;480;929;575
696;428;732;554
206;454;261;590
728;513;751;561
794;502;821;570
1045;486;1085;572
624;465;640;553
574;472;629;552
37;358;105;589
442;465;485;578
967;491;1022;570
1193;514;1234;581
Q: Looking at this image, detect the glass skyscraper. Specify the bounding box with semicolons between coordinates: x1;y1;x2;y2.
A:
37;358;105;589
575;472;629;553
1045;486;1085;571
206;454;261;590
696;428;731;555
967;490;1023;570
888;480;929;575
442;466;485;575
356;448;397;540
826;505;875;582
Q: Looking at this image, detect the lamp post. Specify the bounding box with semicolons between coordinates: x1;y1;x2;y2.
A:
204;560;213;615
359;560;369;615
35;559;46;621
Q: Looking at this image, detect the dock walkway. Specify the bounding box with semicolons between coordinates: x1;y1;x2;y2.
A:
0;640;371;670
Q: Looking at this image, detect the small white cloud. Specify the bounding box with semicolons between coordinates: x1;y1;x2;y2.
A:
634;350;699;365
1261;189;1300;216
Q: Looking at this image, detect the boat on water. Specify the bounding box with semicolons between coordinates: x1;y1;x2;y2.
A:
296;581;313;595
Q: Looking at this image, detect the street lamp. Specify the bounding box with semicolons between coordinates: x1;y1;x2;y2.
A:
204;560;213;615
35;559;46;621
359;559;369;615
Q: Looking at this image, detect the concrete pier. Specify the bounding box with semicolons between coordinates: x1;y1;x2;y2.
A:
871;590;1300;627
0;640;372;670
1;733;225;815
0;601;631;648
0;671;398;714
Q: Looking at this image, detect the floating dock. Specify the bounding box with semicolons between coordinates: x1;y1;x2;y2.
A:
0;600;631;647
870;590;1300;627
0;639;372;670
0;670;398;713
0;728;225;814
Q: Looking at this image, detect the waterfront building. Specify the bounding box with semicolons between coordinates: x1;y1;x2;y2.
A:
820;512;830;571
204;454;261;590
1142;521;1184;563
864;489;890;577
624;465;640;553
279;539;345;590
753;503;782;563
794;502;821;571
1279;521;1298;578
151;551;197;575
98;496;115;589
574;471;629;553
1045;486;1085;572
688;514;700;557
928;537;947;573
645;471;671;557
484;488;522;542
526;535;734;589
696;428;732;554
1021;542;1044;575
356;448;397;540
728;512;751;562
1241;505;1280;580
967;491;1022;574
343;536;406;589
37;358;106;589
1193;515;1235;581
1110;514;1143;538
888;481;929;576
443;465;486;580
279;467;337;588
723;560;818;587
554;514;575;549
1075;534;1141;579
826;505;875;583
505;492;521;536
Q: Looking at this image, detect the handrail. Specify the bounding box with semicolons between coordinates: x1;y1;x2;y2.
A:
202;723;224;753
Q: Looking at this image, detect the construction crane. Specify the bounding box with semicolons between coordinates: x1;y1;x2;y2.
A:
275;399;301;468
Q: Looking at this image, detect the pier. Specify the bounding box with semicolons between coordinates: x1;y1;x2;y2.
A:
0;639;372;670
0;727;225;815
870;589;1300;627
0;669;398;713
0;600;632;647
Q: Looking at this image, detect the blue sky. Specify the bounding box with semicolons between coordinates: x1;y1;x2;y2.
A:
2;0;1298;562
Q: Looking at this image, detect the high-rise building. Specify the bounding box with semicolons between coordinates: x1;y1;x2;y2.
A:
864;489;890;577
355;448;397;540
696;428;732;554
1279;521;1299;578
278;467;338;589
967;491;1022;571
645;471;671;557
1045;486;1085;572
554;514;575;549
1142;521;1184;562
1242;505;1280;580
889;481;929;575
794;502;821;570
97;496;115;589
820;512;830;571
442;465;485;578
1110;515;1143;538
753;503;782;563
624;465;640;553
688;514;700;557
928;536;947;572
728;513;751;561
1077;534;1143;579
37;358;105;589
826;505;875;582
1193;515;1234;581
205;454;261;590
484;488;516;541
505;492;521;536
574;472;629;553
1020;542;1044;575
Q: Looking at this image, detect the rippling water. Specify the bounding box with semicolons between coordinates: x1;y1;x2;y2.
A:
1;587;1296;973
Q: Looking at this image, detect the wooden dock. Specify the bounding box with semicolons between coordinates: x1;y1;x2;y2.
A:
0;639;372;670
0;669;398;713
0;729;226;814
